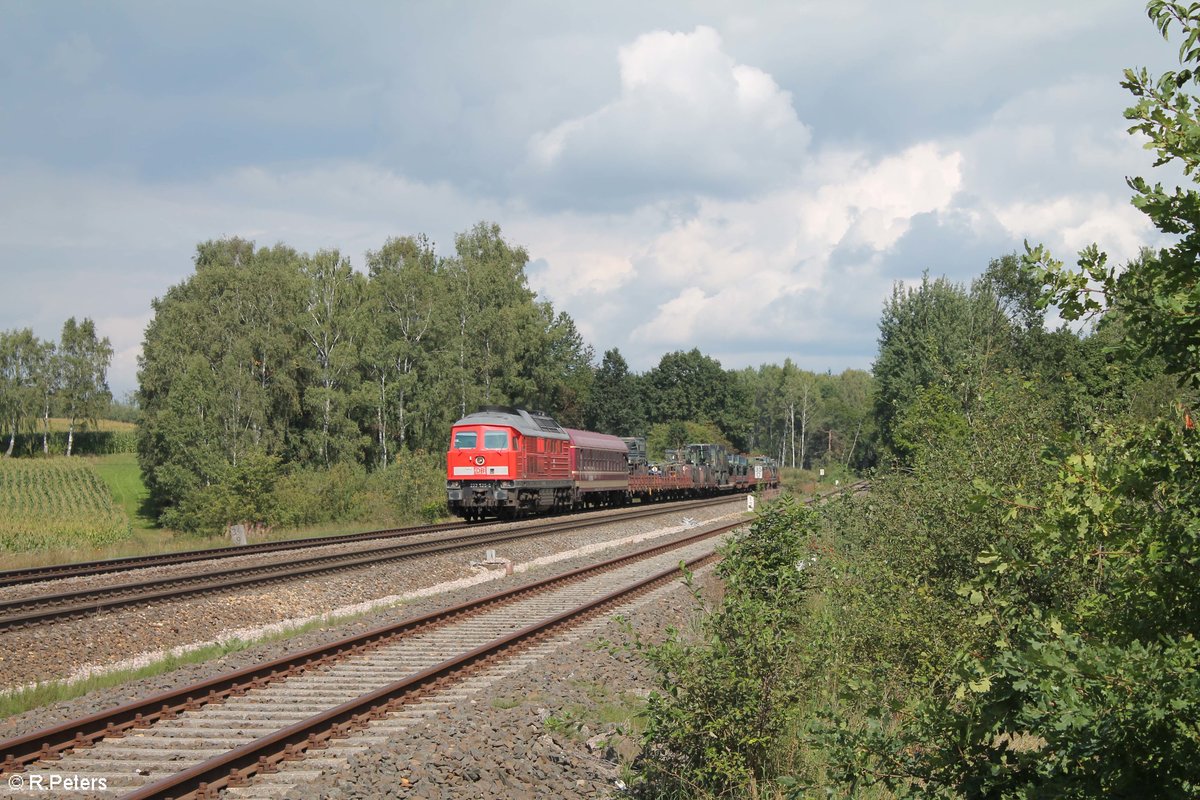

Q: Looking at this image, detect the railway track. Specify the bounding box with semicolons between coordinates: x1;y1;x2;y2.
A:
0;522;468;589
0;518;736;799
0;495;743;631
0;493;737;590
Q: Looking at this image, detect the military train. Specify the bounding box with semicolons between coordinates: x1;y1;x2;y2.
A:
445;406;779;520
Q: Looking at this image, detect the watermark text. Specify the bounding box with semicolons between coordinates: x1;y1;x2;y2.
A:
7;773;109;792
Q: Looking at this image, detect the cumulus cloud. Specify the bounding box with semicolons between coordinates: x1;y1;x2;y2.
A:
991;194;1153;265
526;25;811;206
616;143;965;354
0;2;1180;392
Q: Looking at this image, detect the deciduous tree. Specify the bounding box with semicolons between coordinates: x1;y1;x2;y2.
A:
0;329;40;457
585;348;644;435
58;318;112;457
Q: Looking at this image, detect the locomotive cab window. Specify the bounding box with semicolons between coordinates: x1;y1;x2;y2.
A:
483;431;509;450
453;431;477;449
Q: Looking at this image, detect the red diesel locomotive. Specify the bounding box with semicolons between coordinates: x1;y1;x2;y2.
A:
446;406;628;519
445;406;780;520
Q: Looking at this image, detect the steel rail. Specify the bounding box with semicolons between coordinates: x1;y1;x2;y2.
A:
0;495;741;631
129;549;721;800
0;518;740;777
0;493;749;589
0;522;463;588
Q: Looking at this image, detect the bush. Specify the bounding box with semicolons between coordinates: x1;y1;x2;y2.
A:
633;497;818;798
272;462;369;528
161;450;282;534
629;376;1066;797
163;450;448;535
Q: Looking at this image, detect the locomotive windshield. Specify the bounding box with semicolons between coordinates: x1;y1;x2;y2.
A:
483;431;509;450
453;431;477;449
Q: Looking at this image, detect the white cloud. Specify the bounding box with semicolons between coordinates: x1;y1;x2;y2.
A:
526;25;811;202
805;145;966;253
0;1;1181;391
991;194;1152;265
617;143;964;350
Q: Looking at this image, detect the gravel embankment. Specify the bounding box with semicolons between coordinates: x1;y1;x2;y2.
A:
291;565;726;800
0;503;742;738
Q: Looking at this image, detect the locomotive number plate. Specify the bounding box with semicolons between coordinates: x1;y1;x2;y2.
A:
453;466;510;476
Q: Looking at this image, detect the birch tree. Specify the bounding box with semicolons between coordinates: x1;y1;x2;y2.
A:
365;235;440;464
31;338;58;455
0;330;39;457
58;318;112;456
299;249;365;466
444;222;534;416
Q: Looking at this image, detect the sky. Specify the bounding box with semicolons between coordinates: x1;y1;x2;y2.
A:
0;1;1186;399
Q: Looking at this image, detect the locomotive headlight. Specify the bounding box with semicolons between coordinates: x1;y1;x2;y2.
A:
474;455;486;466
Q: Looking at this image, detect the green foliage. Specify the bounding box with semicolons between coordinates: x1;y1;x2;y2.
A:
873;273;1014;457
585;348;644;435
299;248;367;467
105;396;141;424
736;363;878;471
633;498;818;798
980;252;1047;334
161;449;282;534
138;241;306;515
5;429;137;457
138;222;597;524
162;449;447;535
645;420;728;460
58;317;113;456
857;415;1200;799
273;450;447;528
889;384;969;465
362;234;440;464
643;349;750;451
1;328;45;455
630;369;1069;796
0;458;131;551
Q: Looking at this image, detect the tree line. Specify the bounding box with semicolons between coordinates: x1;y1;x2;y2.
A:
0;319;113;457
138;223;591;528
586;346;875;470
138;221;877;531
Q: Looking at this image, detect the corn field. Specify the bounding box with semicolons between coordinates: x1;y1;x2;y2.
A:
0;458;132;551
